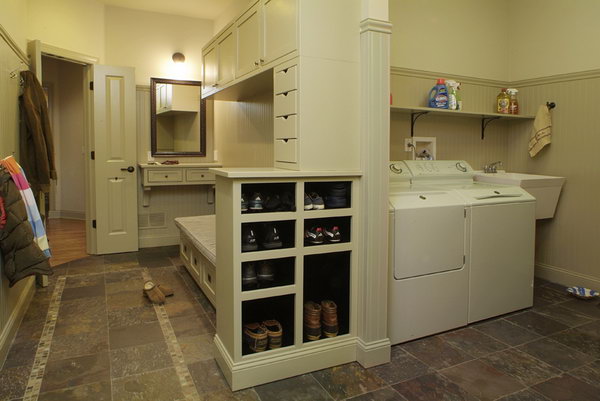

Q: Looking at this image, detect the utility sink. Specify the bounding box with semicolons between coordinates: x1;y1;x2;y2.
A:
475;172;565;219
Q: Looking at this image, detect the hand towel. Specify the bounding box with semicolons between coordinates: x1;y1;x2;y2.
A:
529;104;552;157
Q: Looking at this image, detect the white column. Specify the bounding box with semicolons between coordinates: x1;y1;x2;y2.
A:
355;14;392;367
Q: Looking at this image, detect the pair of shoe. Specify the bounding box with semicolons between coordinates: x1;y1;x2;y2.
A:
242;224;283;252
304;226;341;244
303;300;338;341
142;281;174;305
242;192;295;213
304;192;324;210
242;261;275;290
243;320;283;352
325;183;348;208
242;192;263;212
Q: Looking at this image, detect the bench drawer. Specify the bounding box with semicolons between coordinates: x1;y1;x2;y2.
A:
274;65;297;94
148;169;183;183
186;169;215;183
274;90;297;117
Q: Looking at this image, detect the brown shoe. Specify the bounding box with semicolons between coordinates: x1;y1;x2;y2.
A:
303;301;322;341
143;281;166;305
262;320;283;349
158;284;174;297
243;323;268;352
321;300;338;338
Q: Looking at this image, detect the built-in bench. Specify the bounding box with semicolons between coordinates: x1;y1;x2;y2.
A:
174;215;216;307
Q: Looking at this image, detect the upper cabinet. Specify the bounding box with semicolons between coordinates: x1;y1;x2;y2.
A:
236;3;261;78
263;0;297;65
202;44;217;93
217;27;236;86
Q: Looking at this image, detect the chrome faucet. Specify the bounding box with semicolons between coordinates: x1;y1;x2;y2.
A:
483;161;503;173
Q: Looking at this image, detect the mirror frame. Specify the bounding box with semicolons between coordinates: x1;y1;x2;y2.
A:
150;77;206;157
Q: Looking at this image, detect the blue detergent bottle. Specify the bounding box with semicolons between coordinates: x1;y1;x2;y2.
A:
428;78;449;109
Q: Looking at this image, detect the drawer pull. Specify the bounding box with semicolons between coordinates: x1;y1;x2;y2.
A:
207;274;212;283
165;175;168;178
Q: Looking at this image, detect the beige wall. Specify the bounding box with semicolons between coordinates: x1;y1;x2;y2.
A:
27;0;105;61
105;6;213;86
0;0;28;52
389;0;510;81
508;0;600;81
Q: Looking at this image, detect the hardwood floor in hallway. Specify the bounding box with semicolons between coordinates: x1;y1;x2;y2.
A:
46;218;87;267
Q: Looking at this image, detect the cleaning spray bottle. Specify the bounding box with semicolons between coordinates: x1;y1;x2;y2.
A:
428;79;449;109
446;80;458;110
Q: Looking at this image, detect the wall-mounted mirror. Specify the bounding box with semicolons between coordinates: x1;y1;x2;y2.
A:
150;78;206;156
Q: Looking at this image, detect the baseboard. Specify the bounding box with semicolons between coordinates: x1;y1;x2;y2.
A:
0;277;36;366
355;337;391;368
139;235;179;248
48;210;85;220
535;262;600;288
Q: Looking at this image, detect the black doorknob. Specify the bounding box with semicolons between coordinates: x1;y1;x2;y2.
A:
121;166;135;173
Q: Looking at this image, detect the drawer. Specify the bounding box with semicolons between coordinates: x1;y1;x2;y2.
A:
186;169;215;183
148;169;183;183
274;65;297;94
274;138;297;163
180;236;191;263
274;90;297;117
274;114;298;139
203;262;216;298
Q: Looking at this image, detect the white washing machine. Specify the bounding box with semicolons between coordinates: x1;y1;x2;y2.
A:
388;160;536;344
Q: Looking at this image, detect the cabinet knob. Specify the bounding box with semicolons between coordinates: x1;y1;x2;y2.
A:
254;61;259;66
260;58;265;63
164;175;168;178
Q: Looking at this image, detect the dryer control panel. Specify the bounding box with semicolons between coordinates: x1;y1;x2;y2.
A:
404;160;475;180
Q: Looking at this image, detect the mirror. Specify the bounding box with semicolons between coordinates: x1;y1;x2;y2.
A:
150;78;206;156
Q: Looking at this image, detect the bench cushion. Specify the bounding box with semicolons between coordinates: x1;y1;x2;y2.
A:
174;215;216;265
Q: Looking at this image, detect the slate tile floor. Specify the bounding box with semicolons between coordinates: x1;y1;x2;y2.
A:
1;246;599;400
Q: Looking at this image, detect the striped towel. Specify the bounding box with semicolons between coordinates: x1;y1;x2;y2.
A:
1;157;51;257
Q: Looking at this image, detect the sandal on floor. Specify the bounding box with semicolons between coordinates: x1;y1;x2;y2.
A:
143;281;166;305
243;322;268;352
262;320;283;349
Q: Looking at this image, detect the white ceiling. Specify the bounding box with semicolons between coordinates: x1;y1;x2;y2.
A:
99;0;248;20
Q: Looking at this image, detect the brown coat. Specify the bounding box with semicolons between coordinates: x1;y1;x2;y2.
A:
19;70;57;194
0;167;51;287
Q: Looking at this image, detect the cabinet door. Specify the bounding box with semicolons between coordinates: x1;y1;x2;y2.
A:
263;0;297;64
202;45;217;94
217;28;236;86
236;3;261;78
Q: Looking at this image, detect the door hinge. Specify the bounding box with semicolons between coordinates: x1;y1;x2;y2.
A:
92;220;96;229
90;151;95;160
89;81;94;90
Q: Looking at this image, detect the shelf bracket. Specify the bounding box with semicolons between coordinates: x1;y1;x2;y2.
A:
481;116;501;140
411;111;429;137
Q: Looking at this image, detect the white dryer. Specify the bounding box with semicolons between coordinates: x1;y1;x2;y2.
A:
388;161;469;344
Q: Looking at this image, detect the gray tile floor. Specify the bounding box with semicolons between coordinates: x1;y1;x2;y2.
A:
1;246;599;400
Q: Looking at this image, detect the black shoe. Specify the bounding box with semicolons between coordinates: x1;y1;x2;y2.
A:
242;263;258;290
242;226;258;252
264;193;282;212
324;226;341;243
304;226;325;245
249;193;263;211
257;261;275;285
325;183;347;208
280;191;295;211
261;224;283;249
241;193;249;212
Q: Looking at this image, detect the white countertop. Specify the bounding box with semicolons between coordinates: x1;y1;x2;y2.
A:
138;162;222;169
210;167;362;178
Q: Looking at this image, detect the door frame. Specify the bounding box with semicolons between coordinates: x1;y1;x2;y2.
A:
28;40;99;254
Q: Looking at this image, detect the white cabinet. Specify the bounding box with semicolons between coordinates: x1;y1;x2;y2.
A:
217;28;236;86
202;44;217;95
235;3;261;78
263;0;297;64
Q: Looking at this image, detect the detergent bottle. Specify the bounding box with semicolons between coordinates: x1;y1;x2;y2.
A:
428;79;449;109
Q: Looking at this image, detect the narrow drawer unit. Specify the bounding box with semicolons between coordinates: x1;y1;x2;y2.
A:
186;169;215;183
274;65;297;94
148;169;183;183
274;114;298;139
274;90;297;117
274;138;297;163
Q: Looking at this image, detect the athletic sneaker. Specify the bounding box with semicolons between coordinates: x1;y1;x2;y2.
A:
304;226;325;245
309;193;324;210
280;191;295;211
242;263;258;290
261;224;282;249
323;226;341;243
241;194;249;212
263;193;282;212
257;261;275;285
249;193;263;211
242;226;258;252
304;193;313;210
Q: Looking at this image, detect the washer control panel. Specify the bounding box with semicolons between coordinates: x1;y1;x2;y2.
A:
404;160;474;178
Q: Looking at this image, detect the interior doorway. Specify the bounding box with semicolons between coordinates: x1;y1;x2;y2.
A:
41;55;88;265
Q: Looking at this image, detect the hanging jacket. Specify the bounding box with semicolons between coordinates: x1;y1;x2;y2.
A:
0;166;52;287
19;70;57;194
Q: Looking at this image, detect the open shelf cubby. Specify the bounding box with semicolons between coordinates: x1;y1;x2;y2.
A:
242;220;295;253
304;181;352;210
303;251;350;343
241;257;295;292
304;216;351;247
242;294;295;356
242;182;296;213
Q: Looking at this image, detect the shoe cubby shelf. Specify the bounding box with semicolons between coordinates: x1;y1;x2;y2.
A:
214;172;360;390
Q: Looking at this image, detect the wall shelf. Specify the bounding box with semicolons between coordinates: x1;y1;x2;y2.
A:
390;106;535;140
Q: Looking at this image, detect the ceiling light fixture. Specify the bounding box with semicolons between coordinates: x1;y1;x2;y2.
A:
172;52;186;64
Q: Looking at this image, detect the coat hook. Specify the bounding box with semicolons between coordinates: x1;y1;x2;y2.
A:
546;102;556;110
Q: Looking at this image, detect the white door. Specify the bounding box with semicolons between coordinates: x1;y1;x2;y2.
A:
89;65;138;254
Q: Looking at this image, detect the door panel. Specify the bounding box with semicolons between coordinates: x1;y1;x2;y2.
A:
263;0;297;63
236;3;260;78
91;65;138;254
